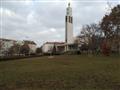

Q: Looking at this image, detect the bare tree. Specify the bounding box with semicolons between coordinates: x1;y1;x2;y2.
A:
80;23;103;54
8;44;21;56
20;44;30;56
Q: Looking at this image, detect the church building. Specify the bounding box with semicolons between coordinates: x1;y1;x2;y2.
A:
42;2;78;54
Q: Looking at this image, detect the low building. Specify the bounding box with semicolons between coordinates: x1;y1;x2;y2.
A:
42;42;65;54
74;36;89;50
0;38;37;56
0;38;16;56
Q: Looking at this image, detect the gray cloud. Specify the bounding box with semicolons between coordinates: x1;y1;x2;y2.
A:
0;0;120;46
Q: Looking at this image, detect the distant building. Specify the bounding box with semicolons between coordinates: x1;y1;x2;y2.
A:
0;38;17;56
74;36;89;45
42;42;65;54
23;40;37;54
0;38;37;56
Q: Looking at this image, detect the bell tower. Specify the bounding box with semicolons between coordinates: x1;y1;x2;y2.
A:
65;2;73;44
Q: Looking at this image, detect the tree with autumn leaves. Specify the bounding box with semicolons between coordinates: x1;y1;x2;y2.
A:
78;4;120;55
101;4;120;54
101;5;120;39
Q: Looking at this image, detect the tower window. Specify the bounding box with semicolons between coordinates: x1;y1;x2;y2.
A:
66;16;67;22
69;16;71;23
71;17;73;23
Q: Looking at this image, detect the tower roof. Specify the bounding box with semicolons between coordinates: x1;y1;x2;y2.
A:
68;2;70;7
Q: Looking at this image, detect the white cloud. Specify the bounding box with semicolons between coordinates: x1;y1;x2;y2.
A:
27;11;37;24
24;0;33;5
0;8;16;17
37;30;49;35
56;34;61;38
50;28;57;32
7;0;33;5
37;28;57;35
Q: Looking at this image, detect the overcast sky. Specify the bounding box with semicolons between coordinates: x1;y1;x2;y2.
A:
0;0;120;46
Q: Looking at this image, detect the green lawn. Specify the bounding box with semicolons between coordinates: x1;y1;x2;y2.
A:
0;55;120;90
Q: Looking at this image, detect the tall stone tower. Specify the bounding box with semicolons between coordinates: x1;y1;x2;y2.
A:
65;2;73;44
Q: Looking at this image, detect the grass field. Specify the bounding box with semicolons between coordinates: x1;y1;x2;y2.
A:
0;55;120;90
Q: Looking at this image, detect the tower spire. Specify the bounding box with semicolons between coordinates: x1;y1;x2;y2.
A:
68;2;70;7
